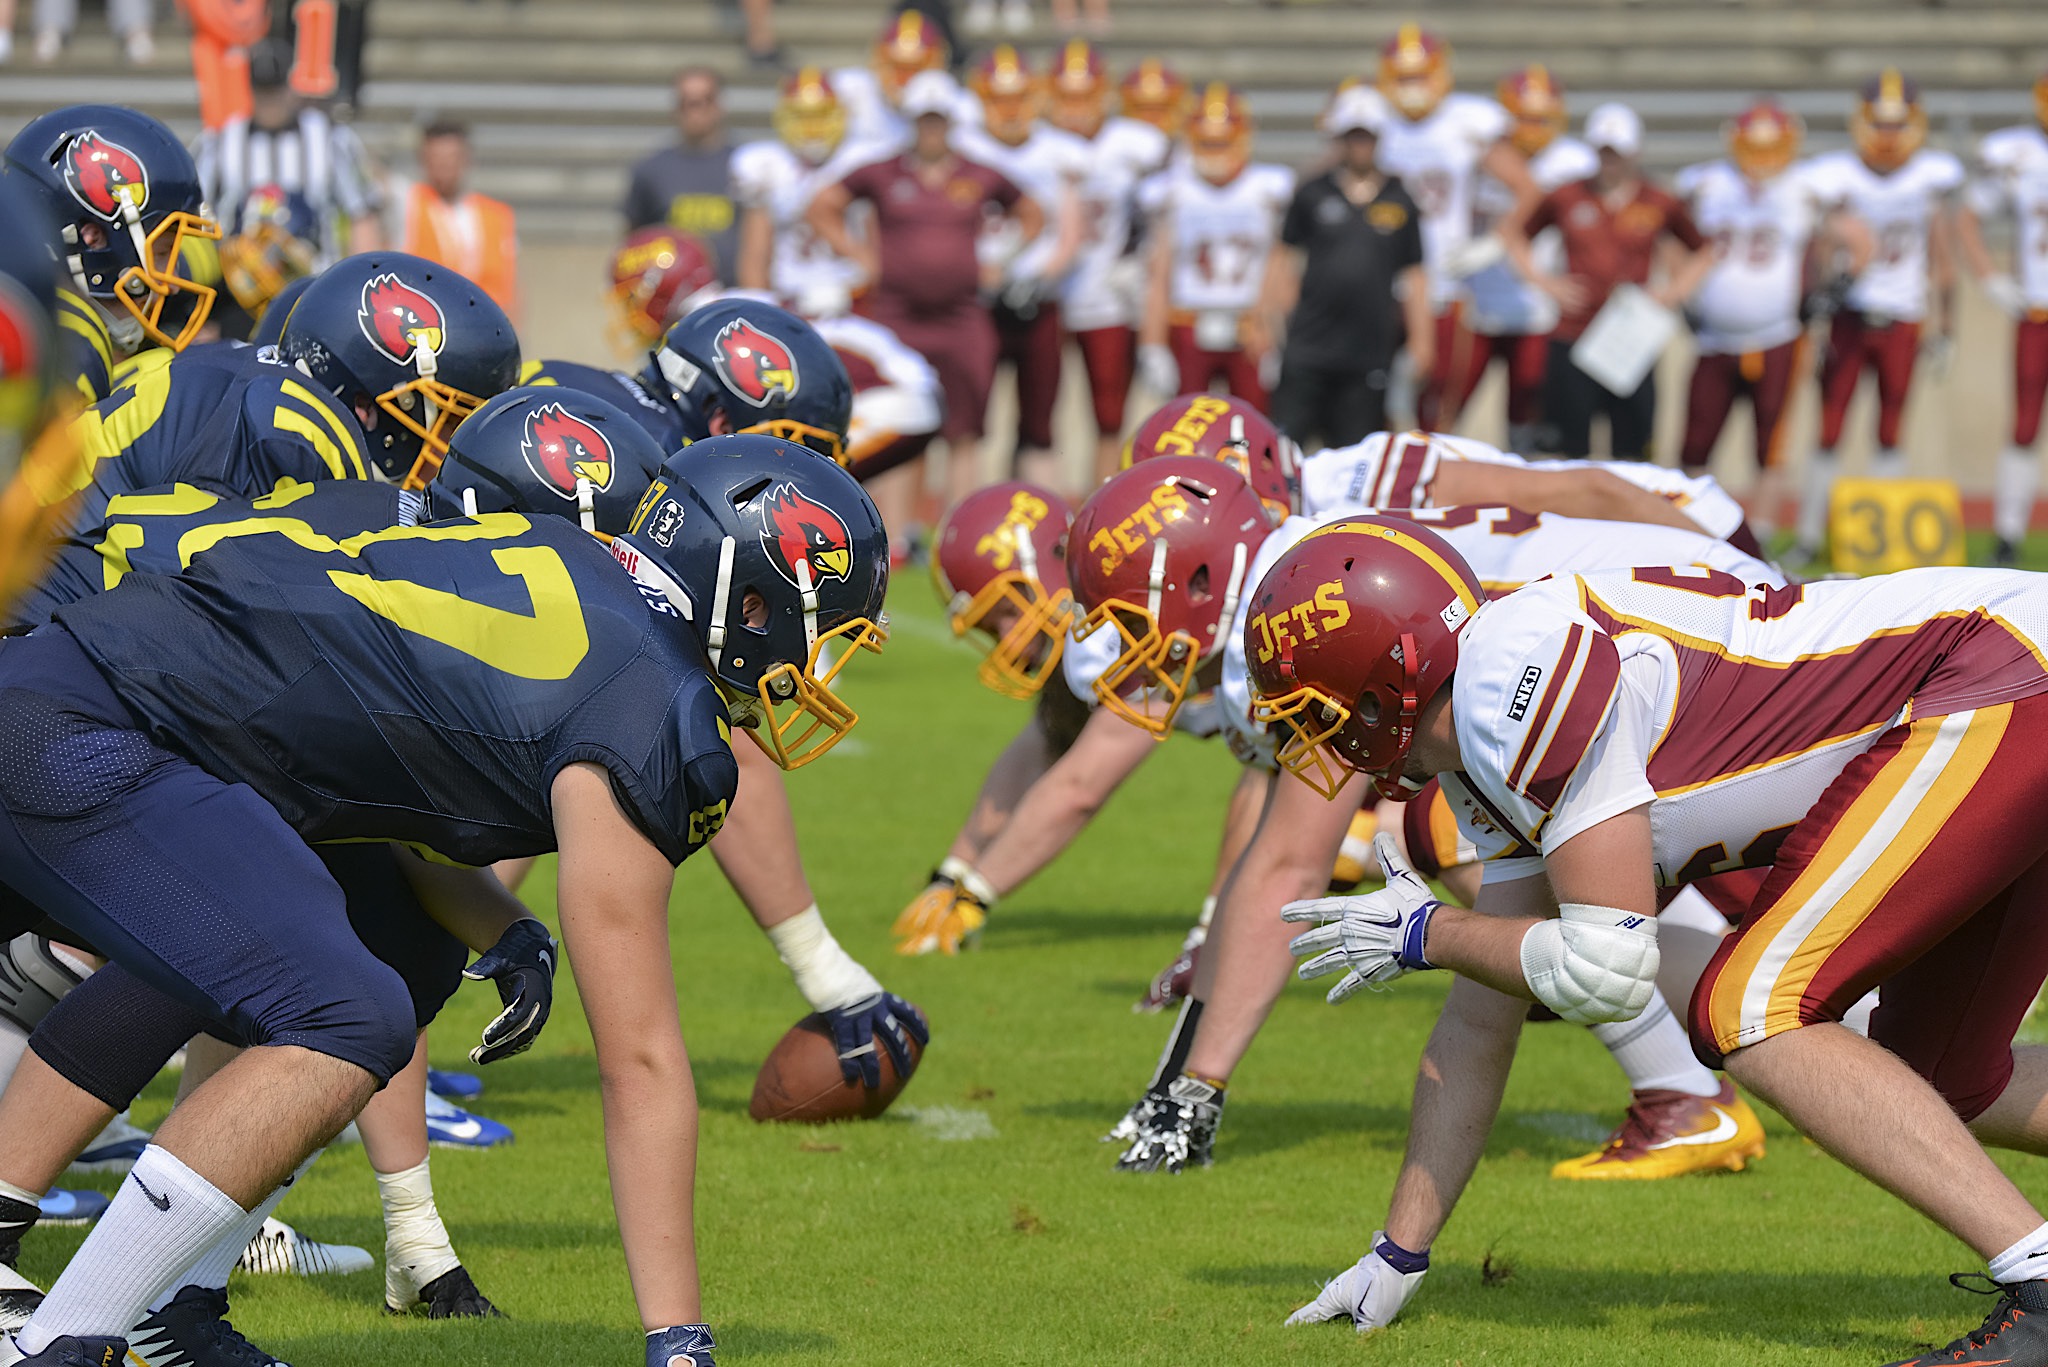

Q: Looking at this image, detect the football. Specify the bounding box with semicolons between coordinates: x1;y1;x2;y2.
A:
748;1010;925;1123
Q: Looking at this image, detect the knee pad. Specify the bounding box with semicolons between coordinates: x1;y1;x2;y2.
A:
1520;904;1660;1025
30;962;210;1109
0;934;85;1033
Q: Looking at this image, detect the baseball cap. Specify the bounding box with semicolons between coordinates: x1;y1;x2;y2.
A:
1324;85;1388;138
1585;102;1643;155
901;70;962;120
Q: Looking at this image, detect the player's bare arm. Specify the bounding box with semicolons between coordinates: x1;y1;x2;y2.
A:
1433;459;1700;532
968;701;1164;897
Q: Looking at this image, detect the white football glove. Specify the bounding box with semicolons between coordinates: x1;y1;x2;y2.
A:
1137;342;1180;397
1983;272;2028;320
1921;331;1955;379
1285;1232;1429;1332
1281;833;1442;1003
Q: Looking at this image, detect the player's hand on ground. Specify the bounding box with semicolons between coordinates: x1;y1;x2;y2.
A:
1282;834;1441;1003
1113;1074;1222;1173
463;917;557;1065
893;873;958;954
1134;925;1205;1013
932;882;989;955
1286;1233;1429;1332
821;992;930;1088
647;1323;717;1366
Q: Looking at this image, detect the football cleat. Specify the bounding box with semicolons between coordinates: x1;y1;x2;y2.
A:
234;1218;373;1277
386;1265;502;1320
425;1090;513;1149
70;1111;152;1174
1134;929;1204;1013
425;1069;483;1103
1550;1080;1765;1180
0;1265;43;1334
1114;1074;1222;1173
35;1189;106;1226
127;1284;289;1367
1883;1275;2048;1366
0;1334;128;1366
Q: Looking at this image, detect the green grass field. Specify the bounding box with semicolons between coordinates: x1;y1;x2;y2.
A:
24;569;2048;1366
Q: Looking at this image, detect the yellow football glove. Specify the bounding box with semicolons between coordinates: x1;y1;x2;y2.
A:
893;876;959;955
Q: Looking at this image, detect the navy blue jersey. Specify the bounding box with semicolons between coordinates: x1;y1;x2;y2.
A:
55;287;115;405
53;513;734;867
519;358;689;453
55;343;369;538
11;480;411;629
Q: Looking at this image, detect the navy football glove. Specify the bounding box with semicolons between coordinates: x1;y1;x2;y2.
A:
463;917;556;1066
647;1324;716;1367
821;992;929;1088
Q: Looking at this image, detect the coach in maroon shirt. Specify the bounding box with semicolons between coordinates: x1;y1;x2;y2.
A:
810;70;1042;515
1503;102;1715;460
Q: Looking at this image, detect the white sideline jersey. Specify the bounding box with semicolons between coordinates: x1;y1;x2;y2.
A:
954;122;1090;282
1371;92;1512;309
1967;125;2048;309
813;314;942;460
1438;566;2048;887
1467;134;1598;336
1138;162;1295;314
1298;431;1750;543
1674;158;1824;354
1218;508;1780;768
730;138;883;308
1803;147;1963;322
1063;116;1172;331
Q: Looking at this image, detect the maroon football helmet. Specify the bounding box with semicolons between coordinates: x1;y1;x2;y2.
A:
931;481;1074;699
1123;392;1298;525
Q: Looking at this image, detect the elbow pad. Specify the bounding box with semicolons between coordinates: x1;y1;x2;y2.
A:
1519;904;1659;1025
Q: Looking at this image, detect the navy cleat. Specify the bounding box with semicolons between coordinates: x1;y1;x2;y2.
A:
0;1335;127;1366
128;1285;288;1367
646;1325;716;1367
1884;1275;2048;1366
386;1265;501;1320
69;1114;150;1175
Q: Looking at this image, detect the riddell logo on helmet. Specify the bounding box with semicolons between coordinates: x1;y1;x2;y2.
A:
760;482;852;588
357;274;446;366
1149;395;1234;456
521;402;615;499
974;490;1053;572
61;131;149;221
712;318;799;408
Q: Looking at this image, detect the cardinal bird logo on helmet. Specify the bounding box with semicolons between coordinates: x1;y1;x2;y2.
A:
520;402;615;499
357;274;446;366
712;317;799;408
760;482;852;588
61;132;148;221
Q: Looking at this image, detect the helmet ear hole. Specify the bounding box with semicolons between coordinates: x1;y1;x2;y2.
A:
1355;692;1382;728
732;475;773;508
741;587;769;629
1187;564;1212;605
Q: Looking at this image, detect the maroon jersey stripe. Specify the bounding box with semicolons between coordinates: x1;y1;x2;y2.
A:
1506;623;1583;791
1524;632;1622;811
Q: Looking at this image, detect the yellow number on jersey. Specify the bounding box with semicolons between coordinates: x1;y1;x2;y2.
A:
330;544;590;681
50;350;176;503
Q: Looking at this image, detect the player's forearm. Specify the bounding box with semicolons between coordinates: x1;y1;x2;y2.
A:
393;848;534;954
1575;471;1699;532
598;1026;702;1328
1205;767;1271;900
1419;905;1546;999
710;747;815;931
1383;976;1527;1252
972;769;1111;896
948;715;1060;863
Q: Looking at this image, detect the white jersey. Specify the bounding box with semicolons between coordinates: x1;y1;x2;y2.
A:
1299;431;1750;544
1062;117;1172;331
1967;124;2048;309
730;138;883;307
1137;161;1295;315
1371;91;1512;309
813;313;942;461
1803;147;1963;322
954;122;1090;283
1467;134;1598;336
1674;158;1824;354
1219;508;1780;767
1439;566;2048;887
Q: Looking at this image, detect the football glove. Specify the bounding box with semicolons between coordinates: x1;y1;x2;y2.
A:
1134;925;1205;1014
647;1324;717;1367
1137;342;1180;397
1983;272;2027;320
1114;1073;1222;1173
1281;833;1440;1004
895;864;996;956
1921;330;1955;378
1101;1088;1159;1145
462;918;556;1066
1285;1232;1429;1332
820;992;930;1088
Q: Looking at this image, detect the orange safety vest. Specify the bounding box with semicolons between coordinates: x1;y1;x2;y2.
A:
401;183;520;321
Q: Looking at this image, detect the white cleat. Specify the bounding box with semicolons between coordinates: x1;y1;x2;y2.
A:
69;1110;152;1175
234;1218;372;1277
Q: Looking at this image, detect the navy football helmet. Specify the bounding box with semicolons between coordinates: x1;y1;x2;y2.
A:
219;184;321;319
639;298;853;464
250;273;316;350
277;252;520;487
426;386;666;537
1;104;220;351
613;433;887;768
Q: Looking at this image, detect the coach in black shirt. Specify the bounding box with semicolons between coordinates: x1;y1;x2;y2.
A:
1261;89;1430;448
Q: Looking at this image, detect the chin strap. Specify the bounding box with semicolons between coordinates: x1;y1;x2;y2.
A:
461;487;479;518
796;557;820;657
707;535;736;668
575;477;597;534
1145;536;1169;621
1208;539;1249;661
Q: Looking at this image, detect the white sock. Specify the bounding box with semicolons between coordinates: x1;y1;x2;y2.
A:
1998;446;2039;546
1990;1220;2048;1284
1589;988;1721;1098
377;1158;460;1298
147;1152;314;1312
1797;448;1838;549
1870;445;1908;480
17;1146;244;1352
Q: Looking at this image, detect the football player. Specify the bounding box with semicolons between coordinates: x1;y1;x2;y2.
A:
732;67;881;321
1136;85;1295;410
0;432;886;1367
1957;70;2048;567
1117;60;1190;142
831;10;958;149
1044;41;1173;484
1452;65;1595;448
1676;102;1871;542
958;45;1087;494
212;185;322;342
1365;27;1539;429
608;227;719;355
814;309;944;484
1260;524;2048;1367
1795;70;1962;562
1;105;222;403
